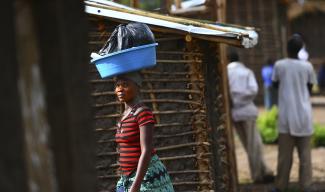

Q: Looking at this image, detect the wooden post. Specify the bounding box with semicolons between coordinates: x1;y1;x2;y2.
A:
130;0;139;8
15;1;57;191
161;0;173;14
185;39;212;191
175;0;182;9
30;0;96;192
0;1;28;191
216;0;238;191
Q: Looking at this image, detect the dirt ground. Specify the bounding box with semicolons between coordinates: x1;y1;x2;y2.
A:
235;96;325;184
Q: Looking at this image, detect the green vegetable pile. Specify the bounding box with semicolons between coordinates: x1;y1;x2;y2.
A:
257;106;325;147
256;106;279;144
313;124;325;147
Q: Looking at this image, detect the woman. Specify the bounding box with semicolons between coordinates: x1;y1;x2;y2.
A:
102;23;174;192
114;72;174;192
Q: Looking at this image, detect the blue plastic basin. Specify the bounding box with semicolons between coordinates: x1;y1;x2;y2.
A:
91;43;158;78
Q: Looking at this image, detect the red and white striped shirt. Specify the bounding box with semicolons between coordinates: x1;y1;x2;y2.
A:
115;104;156;176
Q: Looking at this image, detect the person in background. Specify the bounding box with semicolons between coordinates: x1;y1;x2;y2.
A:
261;59;275;110
227;50;274;184
272;34;316;192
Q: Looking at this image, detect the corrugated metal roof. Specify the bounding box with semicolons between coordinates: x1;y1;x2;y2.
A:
84;0;258;48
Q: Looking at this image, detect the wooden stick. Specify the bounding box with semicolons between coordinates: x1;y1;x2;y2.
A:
156;36;183;42
91;89;201;97
94;109;206;119
155;130;196;138
141;71;191;75
94;122;205;132
168;170;210;174
172;181;212;186
156;142;210;151
97;176;212;186
96;170;210;179
95;126;117;132
159;153;211;161
90;78;204;83
174;0;182;9
95;153;213;162
97;143;210;156
93;99;202;108
157;59;202;63
88;41;107;45
157;51;203;55
98;175;120;179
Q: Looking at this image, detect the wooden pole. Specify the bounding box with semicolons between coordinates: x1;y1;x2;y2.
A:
15;1;57;191
175;0;182;9
31;0;96;192
130;0;139;8
185;40;212;191
216;0;238;191
0;1;28;191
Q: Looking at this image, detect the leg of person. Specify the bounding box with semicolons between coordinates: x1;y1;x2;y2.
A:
271;86;278;107
296;136;312;191
234;120;272;182
233;121;253;179
233;121;248;152
245;120;273;182
276;133;295;191
264;86;272;110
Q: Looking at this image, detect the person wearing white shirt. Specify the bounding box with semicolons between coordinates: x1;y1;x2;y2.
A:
272;34;316;192
227;51;274;184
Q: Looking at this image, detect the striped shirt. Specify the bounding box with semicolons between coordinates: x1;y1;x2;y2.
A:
115;104;156;176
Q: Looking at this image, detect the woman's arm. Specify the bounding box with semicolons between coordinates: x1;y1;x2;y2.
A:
129;123;154;192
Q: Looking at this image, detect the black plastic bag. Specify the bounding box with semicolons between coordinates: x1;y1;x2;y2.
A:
99;22;155;55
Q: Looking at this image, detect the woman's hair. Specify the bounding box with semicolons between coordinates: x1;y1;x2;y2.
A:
100;22;155;55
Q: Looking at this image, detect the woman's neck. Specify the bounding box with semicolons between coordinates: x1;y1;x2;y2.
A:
124;97;141;110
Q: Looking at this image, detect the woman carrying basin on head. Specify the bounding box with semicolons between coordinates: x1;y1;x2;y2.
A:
97;22;174;192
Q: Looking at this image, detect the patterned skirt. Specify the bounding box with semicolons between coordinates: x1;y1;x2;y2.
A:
116;155;174;192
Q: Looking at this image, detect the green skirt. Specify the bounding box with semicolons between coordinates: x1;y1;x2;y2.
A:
116;155;174;192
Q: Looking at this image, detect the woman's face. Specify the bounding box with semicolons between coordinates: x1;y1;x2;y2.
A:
114;78;138;103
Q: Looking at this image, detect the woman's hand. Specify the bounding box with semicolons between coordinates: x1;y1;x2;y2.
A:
129;183;140;192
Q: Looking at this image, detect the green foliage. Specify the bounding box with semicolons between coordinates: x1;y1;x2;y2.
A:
257;106;325;147
312;124;325;147
139;0;161;11
257;106;279;144
116;0;161;11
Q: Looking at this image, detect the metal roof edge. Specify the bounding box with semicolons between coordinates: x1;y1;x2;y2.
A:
84;0;258;48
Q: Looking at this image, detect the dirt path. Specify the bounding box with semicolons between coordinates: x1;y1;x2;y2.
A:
235;99;325;184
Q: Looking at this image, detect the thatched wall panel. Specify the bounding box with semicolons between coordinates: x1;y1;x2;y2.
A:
88;17;231;192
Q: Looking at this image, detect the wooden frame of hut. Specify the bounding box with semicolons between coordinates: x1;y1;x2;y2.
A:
85;1;258;191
